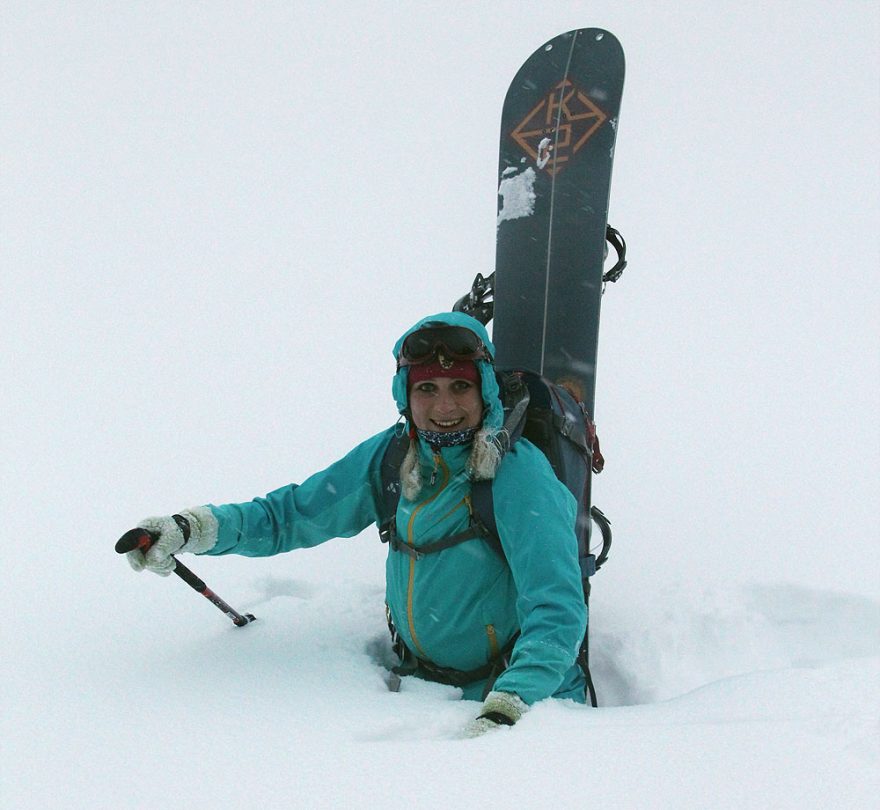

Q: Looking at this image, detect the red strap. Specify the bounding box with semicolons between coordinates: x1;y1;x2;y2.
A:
587;418;605;474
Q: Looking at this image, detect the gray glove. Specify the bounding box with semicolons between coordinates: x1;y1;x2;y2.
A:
126;507;218;576
462;691;528;738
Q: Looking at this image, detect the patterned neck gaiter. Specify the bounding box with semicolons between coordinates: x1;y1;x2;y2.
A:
417;426;478;449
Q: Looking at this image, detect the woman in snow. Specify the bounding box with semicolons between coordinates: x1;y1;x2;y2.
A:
126;311;587;736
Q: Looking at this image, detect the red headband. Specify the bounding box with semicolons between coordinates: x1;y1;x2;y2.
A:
407;357;480;388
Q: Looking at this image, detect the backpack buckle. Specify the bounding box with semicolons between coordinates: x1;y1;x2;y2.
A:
581;553;597;579
378;518;395;545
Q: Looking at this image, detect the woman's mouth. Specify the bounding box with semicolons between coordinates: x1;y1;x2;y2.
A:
431;417;464;430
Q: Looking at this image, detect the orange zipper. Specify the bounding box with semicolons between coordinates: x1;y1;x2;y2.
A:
405;453;448;657
486;624;500;659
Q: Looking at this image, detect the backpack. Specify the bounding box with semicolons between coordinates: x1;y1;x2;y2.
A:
378;368;612;705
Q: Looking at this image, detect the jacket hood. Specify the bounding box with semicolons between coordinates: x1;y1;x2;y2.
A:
392;311;503;434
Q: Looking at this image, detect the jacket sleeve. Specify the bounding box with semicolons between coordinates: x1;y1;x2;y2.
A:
201;428;395;557
488;440;587;704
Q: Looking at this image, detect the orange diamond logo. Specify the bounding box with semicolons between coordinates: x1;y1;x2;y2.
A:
510;80;608;176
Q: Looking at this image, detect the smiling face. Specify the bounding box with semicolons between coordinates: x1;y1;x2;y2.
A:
408;376;483;432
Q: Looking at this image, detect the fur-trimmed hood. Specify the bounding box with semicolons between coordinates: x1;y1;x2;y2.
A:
391;311;503;431
391;312;504;499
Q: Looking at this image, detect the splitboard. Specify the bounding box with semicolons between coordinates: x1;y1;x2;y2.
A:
493;28;625;419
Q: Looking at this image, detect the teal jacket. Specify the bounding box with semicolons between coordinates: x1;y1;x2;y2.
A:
201;313;587;705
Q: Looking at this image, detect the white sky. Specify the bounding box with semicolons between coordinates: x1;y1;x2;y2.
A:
2;1;878;603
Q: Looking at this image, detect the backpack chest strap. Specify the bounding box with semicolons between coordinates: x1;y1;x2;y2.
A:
380;516;490;560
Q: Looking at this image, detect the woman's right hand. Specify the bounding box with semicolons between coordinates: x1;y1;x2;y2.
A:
124;507;219;576
125;515;189;576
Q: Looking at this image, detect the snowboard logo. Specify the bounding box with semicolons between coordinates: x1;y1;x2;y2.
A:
510;80;608;176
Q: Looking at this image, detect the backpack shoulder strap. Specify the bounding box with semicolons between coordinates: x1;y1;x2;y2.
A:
378;431;409;542
494;369;530;451
468;370;530;559
470;478;502;557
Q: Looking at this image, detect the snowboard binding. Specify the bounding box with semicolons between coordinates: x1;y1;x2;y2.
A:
453;224;626;326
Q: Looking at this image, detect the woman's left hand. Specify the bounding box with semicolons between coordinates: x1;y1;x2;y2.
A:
461;691;527;738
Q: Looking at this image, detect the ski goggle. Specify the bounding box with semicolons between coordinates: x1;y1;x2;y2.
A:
397;324;491;368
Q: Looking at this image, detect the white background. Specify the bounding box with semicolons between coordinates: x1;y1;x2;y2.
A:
3;3;878;808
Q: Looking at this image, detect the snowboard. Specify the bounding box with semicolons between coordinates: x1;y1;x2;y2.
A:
492;28;624;419
449;29;623;705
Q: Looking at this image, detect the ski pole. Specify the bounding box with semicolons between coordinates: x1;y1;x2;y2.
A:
115;528;256;627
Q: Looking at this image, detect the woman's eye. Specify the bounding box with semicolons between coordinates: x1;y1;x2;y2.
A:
453;381;472;392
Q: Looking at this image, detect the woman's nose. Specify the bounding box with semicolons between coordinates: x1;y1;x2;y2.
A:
434;390;456;412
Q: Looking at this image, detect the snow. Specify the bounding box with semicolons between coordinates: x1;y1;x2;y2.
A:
4;559;878;808
2;3;878;809
497;167;537;225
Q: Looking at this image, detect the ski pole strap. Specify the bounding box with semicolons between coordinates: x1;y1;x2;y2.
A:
603;225;627;284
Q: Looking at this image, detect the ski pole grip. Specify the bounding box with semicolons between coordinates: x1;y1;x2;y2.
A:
114;528;158;555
